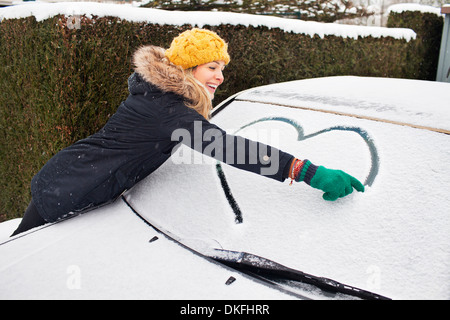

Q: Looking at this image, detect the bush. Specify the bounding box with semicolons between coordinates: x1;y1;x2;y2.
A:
387;10;444;80
0;13;437;221
142;0;373;23
215;24;417;103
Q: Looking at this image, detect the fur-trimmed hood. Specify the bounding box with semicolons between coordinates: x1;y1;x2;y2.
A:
132;45;203;105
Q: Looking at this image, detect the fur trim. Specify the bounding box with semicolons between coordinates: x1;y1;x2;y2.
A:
132;45;190;99
132;45;213;119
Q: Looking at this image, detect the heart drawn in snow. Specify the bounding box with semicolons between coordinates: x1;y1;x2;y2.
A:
215;116;380;224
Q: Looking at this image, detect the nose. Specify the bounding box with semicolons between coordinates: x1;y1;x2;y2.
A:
216;69;224;85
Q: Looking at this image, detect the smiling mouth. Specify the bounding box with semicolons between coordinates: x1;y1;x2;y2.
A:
206;84;218;93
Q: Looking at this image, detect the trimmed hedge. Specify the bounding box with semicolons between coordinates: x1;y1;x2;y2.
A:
0;12;441;221
387;10;444;81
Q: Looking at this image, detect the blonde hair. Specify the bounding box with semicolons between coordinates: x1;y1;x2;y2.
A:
184;68;213;120
132;45;214;120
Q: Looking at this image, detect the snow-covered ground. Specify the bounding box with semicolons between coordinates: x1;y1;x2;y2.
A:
0;2;449;300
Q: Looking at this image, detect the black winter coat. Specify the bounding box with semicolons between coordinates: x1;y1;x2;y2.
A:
31;71;293;223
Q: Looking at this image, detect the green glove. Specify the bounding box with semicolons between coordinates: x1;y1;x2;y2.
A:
296;160;365;201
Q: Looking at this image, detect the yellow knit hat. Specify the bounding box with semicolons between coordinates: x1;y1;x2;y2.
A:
165;28;230;70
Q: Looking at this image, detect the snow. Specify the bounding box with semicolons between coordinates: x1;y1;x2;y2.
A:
123;76;450;300
0;201;294;299
387;3;443;16
236;76;450;133
0;1;417;40
1;76;449;300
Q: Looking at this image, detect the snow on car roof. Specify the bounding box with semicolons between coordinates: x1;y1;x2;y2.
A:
219;76;450;134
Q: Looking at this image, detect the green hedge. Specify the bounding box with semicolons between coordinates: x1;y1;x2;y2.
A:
0;12;440;221
387;10;444;81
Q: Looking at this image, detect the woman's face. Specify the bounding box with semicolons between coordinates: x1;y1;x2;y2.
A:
192;60;226;98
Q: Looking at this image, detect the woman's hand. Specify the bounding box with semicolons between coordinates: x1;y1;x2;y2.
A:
309;166;365;201
293;159;365;201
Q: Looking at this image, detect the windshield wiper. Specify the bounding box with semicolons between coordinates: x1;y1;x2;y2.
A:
212;249;390;300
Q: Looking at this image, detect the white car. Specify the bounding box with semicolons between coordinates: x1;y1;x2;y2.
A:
1;76;449;300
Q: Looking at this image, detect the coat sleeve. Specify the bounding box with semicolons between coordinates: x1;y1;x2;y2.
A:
159;99;294;182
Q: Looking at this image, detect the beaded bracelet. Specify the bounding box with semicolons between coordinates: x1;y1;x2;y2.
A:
289;159;304;185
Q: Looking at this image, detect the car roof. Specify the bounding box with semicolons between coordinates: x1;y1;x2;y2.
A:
212;76;450;134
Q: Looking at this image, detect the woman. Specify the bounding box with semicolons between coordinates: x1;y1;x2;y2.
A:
11;28;364;237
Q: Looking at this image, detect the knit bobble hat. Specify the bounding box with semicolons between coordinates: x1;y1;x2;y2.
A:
165;28;230;70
